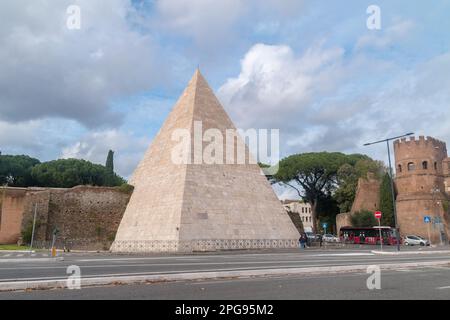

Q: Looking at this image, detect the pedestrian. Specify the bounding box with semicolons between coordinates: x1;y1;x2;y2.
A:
299;233;307;249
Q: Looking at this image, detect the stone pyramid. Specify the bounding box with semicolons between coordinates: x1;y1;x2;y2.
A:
111;70;299;253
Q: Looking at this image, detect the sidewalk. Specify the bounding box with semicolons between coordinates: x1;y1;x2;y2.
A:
372;249;450;255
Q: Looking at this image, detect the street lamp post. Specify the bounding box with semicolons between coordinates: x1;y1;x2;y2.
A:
364;132;415;252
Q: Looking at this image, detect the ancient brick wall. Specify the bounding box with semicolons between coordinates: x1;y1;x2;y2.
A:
336;212;351;235
443;157;450;194
336;177;381;234
20;186;131;250
0;188;27;244
350;176;381;214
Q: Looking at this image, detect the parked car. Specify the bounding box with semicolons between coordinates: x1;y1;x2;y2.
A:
305;232;317;241
404;235;430;246
323;234;340;243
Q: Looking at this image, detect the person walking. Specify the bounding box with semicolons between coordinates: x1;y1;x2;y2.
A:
299;233;307;249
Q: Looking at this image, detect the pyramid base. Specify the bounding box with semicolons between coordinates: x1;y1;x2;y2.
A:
110;239;299;253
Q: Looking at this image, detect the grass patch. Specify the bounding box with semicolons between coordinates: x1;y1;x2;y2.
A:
0;244;29;251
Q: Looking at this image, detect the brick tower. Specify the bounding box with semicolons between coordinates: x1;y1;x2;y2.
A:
394;136;449;243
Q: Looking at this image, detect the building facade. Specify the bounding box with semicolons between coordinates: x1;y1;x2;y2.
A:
282;200;313;232
394;136;450;244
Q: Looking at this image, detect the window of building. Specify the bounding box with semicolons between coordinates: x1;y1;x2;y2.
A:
398;164;402;173
407;162;415;171
422;161;428;170
435;162;438;170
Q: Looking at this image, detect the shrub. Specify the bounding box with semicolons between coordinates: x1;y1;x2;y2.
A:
118;183;134;194
350;210;378;228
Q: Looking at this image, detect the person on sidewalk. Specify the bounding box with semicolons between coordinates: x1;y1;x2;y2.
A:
299;233;307;249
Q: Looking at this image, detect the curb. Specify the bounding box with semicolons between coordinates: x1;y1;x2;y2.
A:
372;250;450;255
1;260;449;292
0;250;36;254
0;257;64;264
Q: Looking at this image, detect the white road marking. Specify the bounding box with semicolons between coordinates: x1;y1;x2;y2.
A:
310;253;375;257
436;286;450;290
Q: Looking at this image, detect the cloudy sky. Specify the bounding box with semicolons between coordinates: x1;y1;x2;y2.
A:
1;0;449;198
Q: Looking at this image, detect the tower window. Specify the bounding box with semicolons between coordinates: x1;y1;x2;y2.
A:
435;162;438;170
422;161;428;170
407;162;415;171
398;164;402;173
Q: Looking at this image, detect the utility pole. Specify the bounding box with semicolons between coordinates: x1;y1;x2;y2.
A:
29;203;38;253
364;132;415;251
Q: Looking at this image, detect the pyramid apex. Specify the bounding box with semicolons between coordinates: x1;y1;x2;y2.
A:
191;67;204;81
186;68;210;94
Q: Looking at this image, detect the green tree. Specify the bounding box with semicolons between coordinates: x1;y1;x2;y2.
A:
105;150;114;173
350;210;378;228
31;159;125;188
0;155;40;187
334;163;358;213
334;158;385;213
316;194;340;234
274;152;351;232
379;173;395;226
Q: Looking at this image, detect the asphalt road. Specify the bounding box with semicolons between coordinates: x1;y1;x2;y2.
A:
0;248;450;283
1;266;450;300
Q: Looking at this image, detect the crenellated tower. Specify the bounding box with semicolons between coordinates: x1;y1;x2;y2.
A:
394;136;449;243
443;157;450;194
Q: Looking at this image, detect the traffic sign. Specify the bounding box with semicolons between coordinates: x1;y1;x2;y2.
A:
322;223;328;229
424;216;431;223
374;211;382;219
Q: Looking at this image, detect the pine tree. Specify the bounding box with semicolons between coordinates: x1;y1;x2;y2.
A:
105;150;114;173
379;173;395;226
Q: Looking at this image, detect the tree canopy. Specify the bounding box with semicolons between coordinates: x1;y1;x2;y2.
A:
350;210;378;228
30;158;125;188
274;152;360;231
273;152;384;232
334;158;385;213
379;173;395;226
105;150;114;173
0;155;40;187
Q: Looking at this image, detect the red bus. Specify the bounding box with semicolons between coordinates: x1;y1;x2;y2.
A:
339;226;400;245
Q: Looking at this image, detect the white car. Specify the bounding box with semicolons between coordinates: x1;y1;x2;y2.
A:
404;235;430;246
323;234;340;243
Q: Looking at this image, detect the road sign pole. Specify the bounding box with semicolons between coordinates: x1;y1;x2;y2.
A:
378;218;383;251
427;223;432;247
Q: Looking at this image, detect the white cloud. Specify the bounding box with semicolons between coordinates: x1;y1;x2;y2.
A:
218;41;450;161
61;130;150;178
0;118;83;159
0;0;164;127
218;42;345;130
155;0;244;47
153;0;306;53
356;18;415;50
